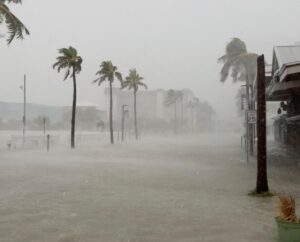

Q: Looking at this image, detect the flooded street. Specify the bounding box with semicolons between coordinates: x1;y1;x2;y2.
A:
0;133;295;242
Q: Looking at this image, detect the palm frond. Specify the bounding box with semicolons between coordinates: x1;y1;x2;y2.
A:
53;46;82;81
115;71;122;82
93;61;122;86
64;69;70;80
0;0;29;44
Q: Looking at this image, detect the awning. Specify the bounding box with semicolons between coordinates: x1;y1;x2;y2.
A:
286;115;300;123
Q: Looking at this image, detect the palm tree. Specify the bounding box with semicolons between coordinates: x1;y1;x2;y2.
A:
177;90;184;130
53;46;82;149
165;90;182;134
187;97;199;131
122;68;147;141
218;38;258;155
218;38;258;85
0;0;29;44
93;61;122;144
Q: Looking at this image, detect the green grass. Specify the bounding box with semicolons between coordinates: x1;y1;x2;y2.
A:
248;189;275;197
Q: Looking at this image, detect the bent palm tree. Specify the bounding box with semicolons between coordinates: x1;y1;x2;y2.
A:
218;37;258;103
218;38;258;156
93;61;122;144
0;0;29;44
122;68;147;140
53;46;82;149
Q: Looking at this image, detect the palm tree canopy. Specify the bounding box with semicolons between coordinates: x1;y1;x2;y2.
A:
93;61;122;86
122;68;147;91
218;38;258;84
164;89;182;107
187;97;199;109
0;0;29;44
53;46;83;80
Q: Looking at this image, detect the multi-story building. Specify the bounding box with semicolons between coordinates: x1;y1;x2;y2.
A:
104;88;196;123
266;45;300;148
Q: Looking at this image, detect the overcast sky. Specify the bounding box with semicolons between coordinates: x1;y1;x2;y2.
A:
1;0;300;121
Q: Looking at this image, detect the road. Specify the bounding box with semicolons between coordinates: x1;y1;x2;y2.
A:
0;133;298;241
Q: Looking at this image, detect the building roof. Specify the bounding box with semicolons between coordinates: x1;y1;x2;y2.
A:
267;45;300;101
274;45;300;69
77;101;100;107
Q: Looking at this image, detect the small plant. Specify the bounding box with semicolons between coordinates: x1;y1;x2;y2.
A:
277;195;299;223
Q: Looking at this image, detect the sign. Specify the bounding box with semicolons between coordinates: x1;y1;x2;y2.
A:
241;97;248;110
241;93;248;110
247;111;257;124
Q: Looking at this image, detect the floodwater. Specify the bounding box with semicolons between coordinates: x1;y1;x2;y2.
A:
0;133;298;241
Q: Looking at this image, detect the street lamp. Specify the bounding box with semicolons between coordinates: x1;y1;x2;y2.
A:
121;104;129;142
43;116;46;138
241;84;249;163
20;75;26;145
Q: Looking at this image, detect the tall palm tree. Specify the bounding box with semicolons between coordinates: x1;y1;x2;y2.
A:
0;0;29;44
53;46;82;149
218;38;258;155
122;68;147;141
165;90;182;134
93;61;122;144
177;90;184;130
187;97;199;131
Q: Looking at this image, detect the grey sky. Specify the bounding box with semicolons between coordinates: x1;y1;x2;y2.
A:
1;0;300;121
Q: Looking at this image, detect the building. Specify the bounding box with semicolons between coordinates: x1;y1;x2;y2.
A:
104;87;217;133
63;102;107;130
266;45;300;148
104;88;195;121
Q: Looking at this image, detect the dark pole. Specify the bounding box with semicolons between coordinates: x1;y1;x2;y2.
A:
109;81;114;144
43;117;46;138
121;104;128;142
47;134;50;152
241;84;249;162
255;54;269;193
174;100;177;134
23;74;26;146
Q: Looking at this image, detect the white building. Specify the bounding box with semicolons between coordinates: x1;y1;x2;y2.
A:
104;88;195;123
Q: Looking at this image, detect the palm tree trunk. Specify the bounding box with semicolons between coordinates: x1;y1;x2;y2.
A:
181;97;184;131
71;67;77;149
109;81;114;144
134;90;138;141
256;55;269;193
174;101;177;134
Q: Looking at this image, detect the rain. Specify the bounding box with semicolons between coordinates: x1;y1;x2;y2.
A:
1;1;300;241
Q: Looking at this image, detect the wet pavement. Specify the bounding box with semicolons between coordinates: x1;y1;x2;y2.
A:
0;133;298;241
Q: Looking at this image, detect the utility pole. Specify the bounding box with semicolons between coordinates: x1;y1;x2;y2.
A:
21;75;26;146
121;104;128;142
241;84;249;163
43;116;46;139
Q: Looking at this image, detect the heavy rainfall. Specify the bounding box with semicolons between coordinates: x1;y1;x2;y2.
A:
1;1;300;241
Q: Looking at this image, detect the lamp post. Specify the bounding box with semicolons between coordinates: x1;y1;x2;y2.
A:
241;84;249;163
20;75;26;146
43;116;47;139
121;104;128;142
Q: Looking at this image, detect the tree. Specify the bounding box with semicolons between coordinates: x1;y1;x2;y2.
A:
165;90;182;134
255;55;269;193
122;68;147;141
53;46;82;149
93;61;122;144
0;0;29;44
187;98;216;132
218;38;258;155
187;97;199;131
